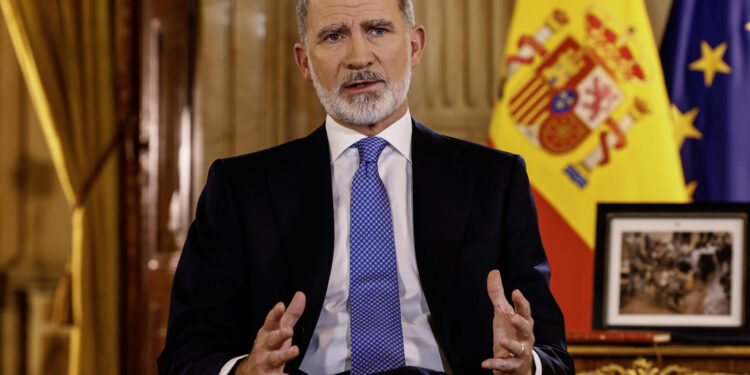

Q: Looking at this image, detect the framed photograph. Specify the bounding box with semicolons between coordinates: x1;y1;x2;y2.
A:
593;203;750;343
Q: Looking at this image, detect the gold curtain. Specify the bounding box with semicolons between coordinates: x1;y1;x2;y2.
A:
0;1;120;374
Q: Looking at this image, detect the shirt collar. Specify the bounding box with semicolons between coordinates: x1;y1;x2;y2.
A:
325;109;413;163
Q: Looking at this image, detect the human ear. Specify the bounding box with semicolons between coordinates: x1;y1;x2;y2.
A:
409;25;426;68
294;43;313;81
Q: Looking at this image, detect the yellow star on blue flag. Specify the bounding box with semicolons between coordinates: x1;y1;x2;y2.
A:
661;0;750;202
689;41;731;87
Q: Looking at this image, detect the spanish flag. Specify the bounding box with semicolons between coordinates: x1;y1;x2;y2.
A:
488;1;688;330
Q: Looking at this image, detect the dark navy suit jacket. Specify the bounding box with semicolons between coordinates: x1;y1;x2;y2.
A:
157;120;574;374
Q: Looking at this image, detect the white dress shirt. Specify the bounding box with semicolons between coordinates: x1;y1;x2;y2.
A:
298;110;444;374
220;110;542;375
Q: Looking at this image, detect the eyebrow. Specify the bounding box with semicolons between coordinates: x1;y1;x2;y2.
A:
364;19;394;29
315;19;396;41
316;22;348;41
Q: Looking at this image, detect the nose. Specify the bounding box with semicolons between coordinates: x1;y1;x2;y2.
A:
344;32;373;70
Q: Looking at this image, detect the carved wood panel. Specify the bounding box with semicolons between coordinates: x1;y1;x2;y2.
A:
410;0;513;144
196;0;324;181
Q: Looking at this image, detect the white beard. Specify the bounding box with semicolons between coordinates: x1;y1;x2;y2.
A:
308;53;411;126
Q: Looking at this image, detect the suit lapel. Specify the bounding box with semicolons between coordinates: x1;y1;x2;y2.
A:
267;120;476;368
266;125;334;366
411;120;476;318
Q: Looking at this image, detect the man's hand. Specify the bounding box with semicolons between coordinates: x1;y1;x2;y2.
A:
236;292;306;375
482;270;535;375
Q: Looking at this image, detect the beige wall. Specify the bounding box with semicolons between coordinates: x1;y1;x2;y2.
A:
195;0;673;183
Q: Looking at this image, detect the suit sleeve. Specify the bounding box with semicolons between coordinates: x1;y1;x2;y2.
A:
499;155;574;374
158;159;253;374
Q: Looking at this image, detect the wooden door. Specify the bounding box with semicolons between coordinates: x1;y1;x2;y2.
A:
124;0;196;374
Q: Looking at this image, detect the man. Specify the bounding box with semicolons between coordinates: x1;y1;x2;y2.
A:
158;0;573;374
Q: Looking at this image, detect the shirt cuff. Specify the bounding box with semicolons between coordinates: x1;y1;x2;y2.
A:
532;349;542;375
219;354;248;375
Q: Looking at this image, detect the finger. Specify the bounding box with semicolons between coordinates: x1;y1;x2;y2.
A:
263;326;294;349
262;302;286;332
281;291;306;328
509;314;534;340
512;289;532;321
266;345;300;367
481;357;524;372
492;326;513;348
487;270;514;316
499;337;527;358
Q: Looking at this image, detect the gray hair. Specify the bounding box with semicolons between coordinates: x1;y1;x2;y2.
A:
296;0;416;44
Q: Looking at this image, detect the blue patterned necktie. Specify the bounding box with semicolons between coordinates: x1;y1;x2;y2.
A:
349;137;405;375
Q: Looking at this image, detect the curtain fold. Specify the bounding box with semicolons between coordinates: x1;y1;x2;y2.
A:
0;1;121;374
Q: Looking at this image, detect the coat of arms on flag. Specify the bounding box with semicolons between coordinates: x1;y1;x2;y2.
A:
503;6;652;189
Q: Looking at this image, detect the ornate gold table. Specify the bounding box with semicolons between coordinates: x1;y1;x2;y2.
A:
570;344;750;374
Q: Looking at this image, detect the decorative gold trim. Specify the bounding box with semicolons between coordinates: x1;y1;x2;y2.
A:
577;357;739;375
569;344;750;357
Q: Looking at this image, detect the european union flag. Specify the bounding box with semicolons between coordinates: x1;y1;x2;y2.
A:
661;0;750;202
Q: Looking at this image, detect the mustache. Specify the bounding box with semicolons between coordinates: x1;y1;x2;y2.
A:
339;71;387;90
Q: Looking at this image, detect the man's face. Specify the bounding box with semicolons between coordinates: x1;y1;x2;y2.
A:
294;0;425;126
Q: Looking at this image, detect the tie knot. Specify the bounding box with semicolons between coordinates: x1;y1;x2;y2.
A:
354;137;389;163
